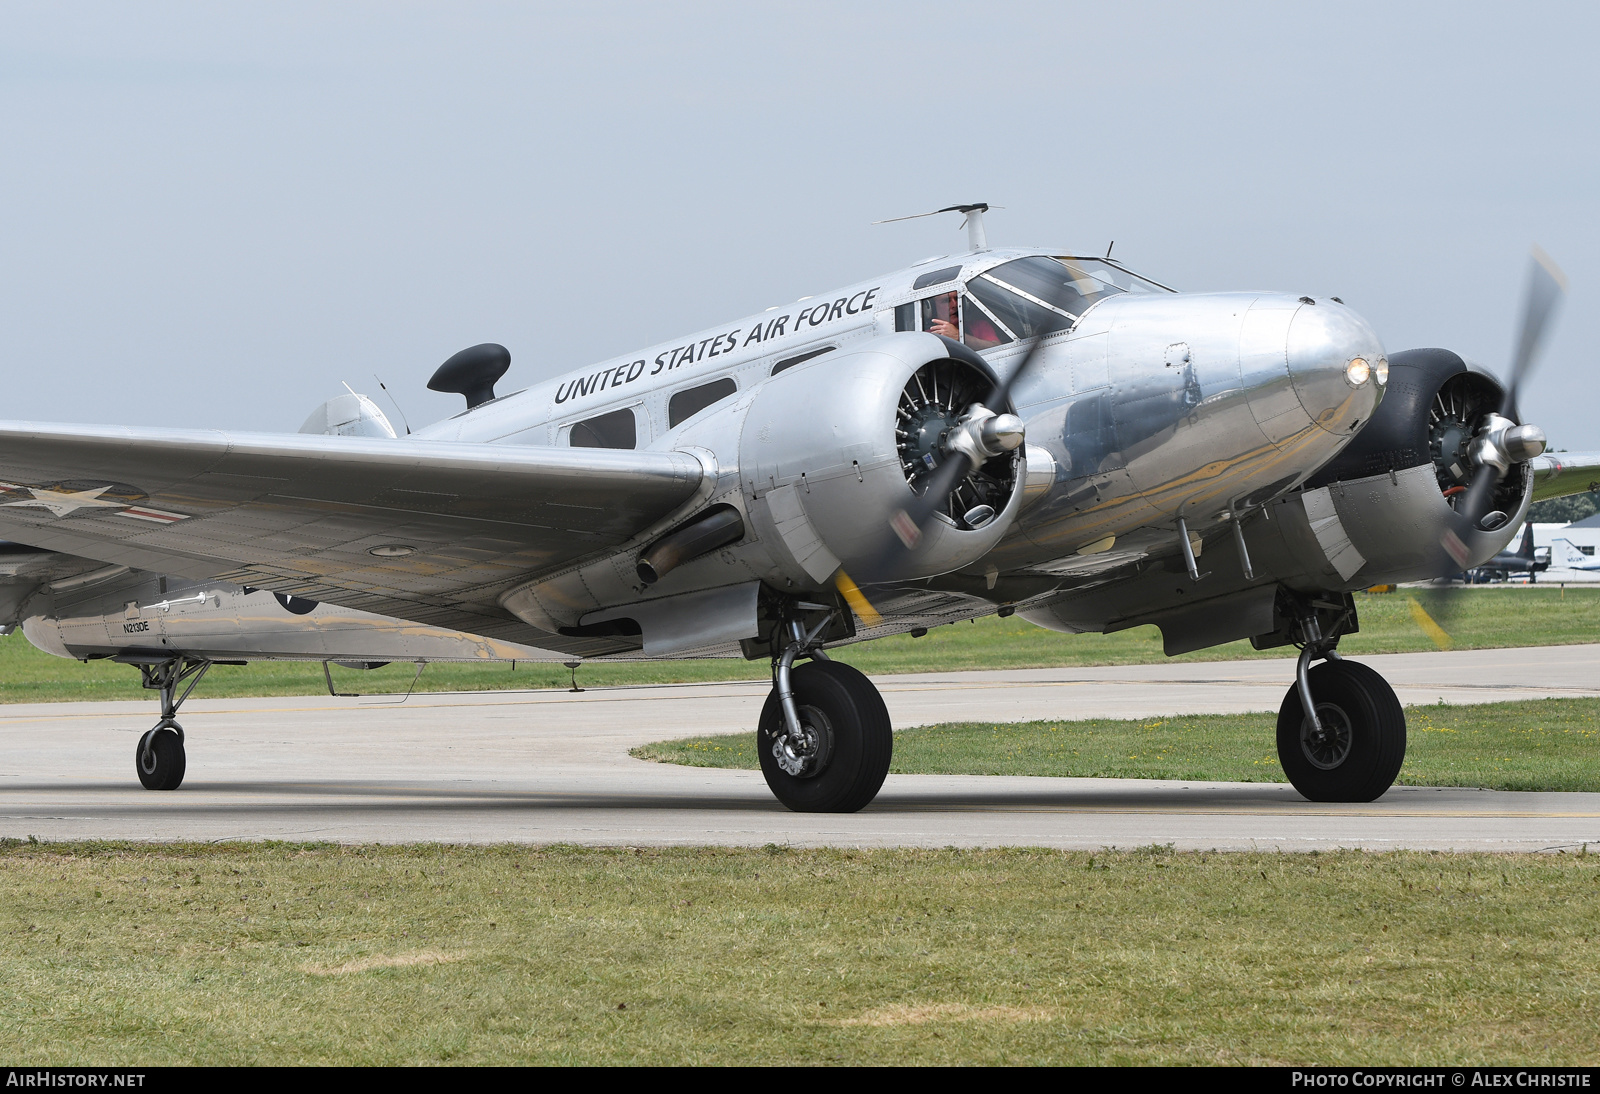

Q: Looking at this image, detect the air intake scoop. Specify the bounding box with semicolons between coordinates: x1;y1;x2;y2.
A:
429;343;511;409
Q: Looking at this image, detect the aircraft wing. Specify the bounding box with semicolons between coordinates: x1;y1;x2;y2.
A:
0;422;703;637
1531;452;1600;503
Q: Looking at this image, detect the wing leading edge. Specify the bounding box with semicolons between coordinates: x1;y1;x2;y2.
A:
0;422;704;638
1531;451;1600;504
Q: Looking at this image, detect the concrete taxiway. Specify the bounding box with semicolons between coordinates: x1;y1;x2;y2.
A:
3;645;1600;851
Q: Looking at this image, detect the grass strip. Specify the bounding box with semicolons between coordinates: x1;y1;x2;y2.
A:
0;842;1596;1065
3;586;1599;704
635;696;1600;793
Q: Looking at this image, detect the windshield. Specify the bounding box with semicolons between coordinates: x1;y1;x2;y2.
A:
968;256;1173;340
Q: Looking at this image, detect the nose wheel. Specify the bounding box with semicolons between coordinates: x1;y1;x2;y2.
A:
129;656;211;791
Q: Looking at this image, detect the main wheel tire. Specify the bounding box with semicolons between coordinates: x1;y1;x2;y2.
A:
136;729;186;791
757;659;892;813
1276;659;1405;802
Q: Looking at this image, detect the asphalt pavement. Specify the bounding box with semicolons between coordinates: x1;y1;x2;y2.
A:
3;645;1599;851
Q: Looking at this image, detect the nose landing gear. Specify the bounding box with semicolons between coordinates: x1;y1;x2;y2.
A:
131;656;211;791
758;607;891;813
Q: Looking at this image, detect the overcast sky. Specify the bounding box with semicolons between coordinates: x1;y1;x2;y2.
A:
2;1;1596;446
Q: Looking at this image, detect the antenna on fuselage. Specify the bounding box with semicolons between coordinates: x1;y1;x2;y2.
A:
872;203;998;252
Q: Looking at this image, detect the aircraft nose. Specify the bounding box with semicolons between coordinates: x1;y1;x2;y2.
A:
1285;298;1386;435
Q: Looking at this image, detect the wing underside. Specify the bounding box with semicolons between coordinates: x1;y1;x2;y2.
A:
0;422;705;642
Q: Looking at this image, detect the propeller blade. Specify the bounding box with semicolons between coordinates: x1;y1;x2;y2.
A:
987;315;1069;412
1502;245;1567;421
1439;247;1565;547
1455;462;1504;532
1405;588;1455;650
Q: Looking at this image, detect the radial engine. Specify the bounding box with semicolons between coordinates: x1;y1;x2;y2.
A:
738;332;1027;588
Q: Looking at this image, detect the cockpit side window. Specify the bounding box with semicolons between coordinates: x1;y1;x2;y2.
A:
569;407;637;449
668;377;737;428
904;289;1012;351
920;292;960;341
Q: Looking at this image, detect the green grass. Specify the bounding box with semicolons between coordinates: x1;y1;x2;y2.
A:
1;842;1596;1065
636;697;1600;793
8;586;1600;704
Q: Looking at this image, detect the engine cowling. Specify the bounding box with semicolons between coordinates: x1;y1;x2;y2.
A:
1295;347;1529;585
738;332;1025;588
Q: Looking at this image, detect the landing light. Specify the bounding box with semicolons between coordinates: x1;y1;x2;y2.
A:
1345;357;1371;386
1374;356;1389;385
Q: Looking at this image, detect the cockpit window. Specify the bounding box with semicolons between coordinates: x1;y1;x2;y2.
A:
960;296;1011;350
911;265;963;291
1059;257;1172;295
965;276;1061;342
973;256;1171;335
917;289;1012;351
569;407;636;449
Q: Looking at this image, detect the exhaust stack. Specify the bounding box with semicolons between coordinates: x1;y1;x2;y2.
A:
637;506;745;584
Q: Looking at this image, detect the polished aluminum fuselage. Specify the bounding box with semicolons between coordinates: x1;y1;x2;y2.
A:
410;248;1384;641
16;248;1390;661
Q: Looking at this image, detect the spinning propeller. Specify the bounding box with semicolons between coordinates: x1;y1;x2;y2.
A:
1407;246;1567;647
834;321;1066;624
1440;248;1565;552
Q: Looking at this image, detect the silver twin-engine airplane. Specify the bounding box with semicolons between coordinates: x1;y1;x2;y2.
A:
0;206;1589;809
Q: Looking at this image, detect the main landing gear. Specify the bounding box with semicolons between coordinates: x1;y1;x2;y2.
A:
1277;611;1405;802
133;656;211;791
758;607;892;813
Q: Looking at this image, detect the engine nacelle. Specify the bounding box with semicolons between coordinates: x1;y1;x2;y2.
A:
1292;348;1529;586
738;332;1025;588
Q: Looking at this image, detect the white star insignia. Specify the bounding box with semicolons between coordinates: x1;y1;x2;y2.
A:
0;483;128;518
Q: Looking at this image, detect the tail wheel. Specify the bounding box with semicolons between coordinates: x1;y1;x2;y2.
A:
136;729;187;791
1276;660;1405;802
758;660;892;813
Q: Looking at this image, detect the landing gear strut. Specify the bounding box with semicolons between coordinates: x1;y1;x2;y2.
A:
134;657;210;791
758;604;892;813
1277;610;1405;802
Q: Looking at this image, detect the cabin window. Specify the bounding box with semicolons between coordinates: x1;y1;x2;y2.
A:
668;377;738;428
771;347;834;376
569;407;637;449
1582;545;1595;557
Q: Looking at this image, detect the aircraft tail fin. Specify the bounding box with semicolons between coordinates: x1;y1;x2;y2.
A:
1517;522;1536;559
1554;538;1590;567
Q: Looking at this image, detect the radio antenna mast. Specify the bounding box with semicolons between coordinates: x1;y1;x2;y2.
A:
873;203;997;252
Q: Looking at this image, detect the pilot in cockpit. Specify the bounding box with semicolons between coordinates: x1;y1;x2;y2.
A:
924;290;1006;351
